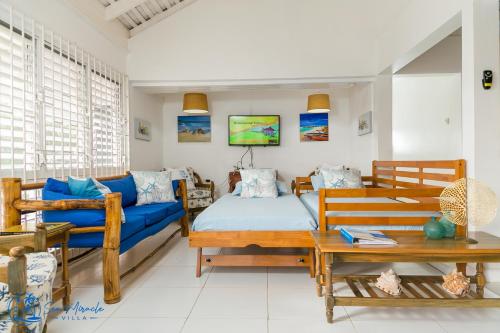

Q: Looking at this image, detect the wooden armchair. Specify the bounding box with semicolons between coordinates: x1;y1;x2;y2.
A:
187;171;215;215
0;224;53;333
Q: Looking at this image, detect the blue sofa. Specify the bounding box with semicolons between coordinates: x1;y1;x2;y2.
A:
40;175;189;304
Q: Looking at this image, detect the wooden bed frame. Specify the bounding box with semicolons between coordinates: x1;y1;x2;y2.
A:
189;171;316;277
189;160;466;277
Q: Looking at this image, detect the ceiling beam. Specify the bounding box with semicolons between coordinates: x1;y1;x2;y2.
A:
105;0;148;21
130;0;198;37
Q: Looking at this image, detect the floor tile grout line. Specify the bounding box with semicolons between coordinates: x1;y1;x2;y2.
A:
266;267;270;333
178;262;212;332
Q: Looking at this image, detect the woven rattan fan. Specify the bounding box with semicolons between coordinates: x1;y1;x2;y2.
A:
440;178;498;241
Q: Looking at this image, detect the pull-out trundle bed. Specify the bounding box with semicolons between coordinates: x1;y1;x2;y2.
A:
189;188;317;277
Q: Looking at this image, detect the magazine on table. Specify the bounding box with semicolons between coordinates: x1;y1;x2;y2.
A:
340;227;398;245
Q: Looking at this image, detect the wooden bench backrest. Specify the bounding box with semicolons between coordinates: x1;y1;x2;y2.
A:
295;160;466;236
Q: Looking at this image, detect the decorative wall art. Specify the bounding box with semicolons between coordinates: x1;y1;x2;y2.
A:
300;113;329;142
358;111;372;136
134;118;152;141
178;116;211;142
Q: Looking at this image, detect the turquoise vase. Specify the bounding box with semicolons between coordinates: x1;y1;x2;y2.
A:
440;217;456;238
424;217;445;240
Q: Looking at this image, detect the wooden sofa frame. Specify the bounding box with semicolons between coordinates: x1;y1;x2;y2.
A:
0;175;189;304
295;159;467;287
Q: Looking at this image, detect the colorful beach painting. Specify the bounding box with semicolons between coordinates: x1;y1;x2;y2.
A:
178;116;211;142
300;113;329;142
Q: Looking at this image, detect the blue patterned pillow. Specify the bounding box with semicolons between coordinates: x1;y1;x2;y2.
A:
320;168;363;189
131;171;176;205
240;169;278;198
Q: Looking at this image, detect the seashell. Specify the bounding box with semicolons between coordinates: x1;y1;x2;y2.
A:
442;269;470;297
375;269;402;296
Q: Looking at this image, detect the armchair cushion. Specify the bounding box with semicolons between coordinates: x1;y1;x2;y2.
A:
68;213;145;248
42;190;105;227
188;188;212;199
45;178;71;195
188;197;213;209
0;252;57;333
124;201;183;226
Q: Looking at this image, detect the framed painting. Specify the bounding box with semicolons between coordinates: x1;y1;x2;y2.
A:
300;113;329;142
178;116;211;142
358;111;372;136
134;118;152;141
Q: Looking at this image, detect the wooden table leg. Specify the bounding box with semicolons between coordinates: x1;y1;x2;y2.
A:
325;253;334;323
61;231;71;309
476;262;485;297
315;247;322;297
456;263;467;275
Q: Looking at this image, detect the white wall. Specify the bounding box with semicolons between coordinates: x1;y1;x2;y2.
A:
127;0;398;82
396;35;462;75
348;83;377;175
162;88;375;195
129;88;165;171
392;74;462;160
3;0;128;72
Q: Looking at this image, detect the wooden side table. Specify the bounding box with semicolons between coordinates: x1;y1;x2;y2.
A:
2;222;74;308
311;231;500;323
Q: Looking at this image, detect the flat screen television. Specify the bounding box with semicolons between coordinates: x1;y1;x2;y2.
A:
228;115;280;146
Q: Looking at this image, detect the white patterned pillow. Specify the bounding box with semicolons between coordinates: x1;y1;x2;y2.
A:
321;168;363;189
166;167;196;190
315;163;344;175
240;169;278;198
131;171;176;205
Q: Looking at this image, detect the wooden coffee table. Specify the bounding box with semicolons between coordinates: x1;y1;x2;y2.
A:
2;222;74;308
311;231;500;323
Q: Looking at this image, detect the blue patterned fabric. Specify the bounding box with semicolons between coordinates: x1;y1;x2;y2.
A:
100;175;137;207
233;180;287;196
240;169;278;198
131;171;176;205
0;253;57;333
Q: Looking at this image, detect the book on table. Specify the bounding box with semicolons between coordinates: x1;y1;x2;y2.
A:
340;227;398;245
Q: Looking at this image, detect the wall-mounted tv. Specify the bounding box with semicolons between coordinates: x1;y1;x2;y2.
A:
228;115;280;146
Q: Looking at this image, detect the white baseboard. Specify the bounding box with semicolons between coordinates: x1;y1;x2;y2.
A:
429;263;500;282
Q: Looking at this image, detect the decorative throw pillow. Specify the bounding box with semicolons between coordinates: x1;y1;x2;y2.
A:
232;181;243;196
310;175;326;191
315;163;343;175
131;171;176;205
166;167;196;190
68;177;126;222
68;177;102;197
240;169;278;199
276;181;289;195
321;167;363;189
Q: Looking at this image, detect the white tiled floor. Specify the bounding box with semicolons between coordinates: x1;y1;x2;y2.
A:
47;226;500;333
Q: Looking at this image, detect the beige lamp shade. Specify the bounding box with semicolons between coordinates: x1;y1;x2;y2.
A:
307;94;330;113
183;93;208;114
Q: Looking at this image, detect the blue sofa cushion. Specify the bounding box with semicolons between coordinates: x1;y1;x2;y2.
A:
100;175;137;208
124;201;183;226
67;177;102;197
68;213;146;249
45;178;71;195
42;190;105;227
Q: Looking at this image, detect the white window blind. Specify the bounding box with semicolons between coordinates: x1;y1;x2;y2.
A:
0;3;129;184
